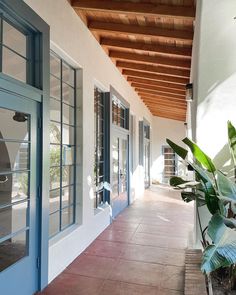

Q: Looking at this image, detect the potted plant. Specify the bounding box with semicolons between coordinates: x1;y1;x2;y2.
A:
167;121;236;295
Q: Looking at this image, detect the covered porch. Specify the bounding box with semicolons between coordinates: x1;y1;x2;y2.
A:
40;186;193;295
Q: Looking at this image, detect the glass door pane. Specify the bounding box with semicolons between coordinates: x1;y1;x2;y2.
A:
112;137;119;199
120;139;128;194
0;108;30;271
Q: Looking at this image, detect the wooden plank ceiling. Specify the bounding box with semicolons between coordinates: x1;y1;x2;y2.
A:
71;0;195;121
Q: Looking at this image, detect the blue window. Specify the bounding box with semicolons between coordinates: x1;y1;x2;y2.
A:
49;51;76;237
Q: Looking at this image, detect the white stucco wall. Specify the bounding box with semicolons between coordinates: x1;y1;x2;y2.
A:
24;0;153;282
190;0;236;247
151;116;186;184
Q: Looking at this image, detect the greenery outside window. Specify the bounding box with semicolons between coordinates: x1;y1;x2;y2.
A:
49;51;76;238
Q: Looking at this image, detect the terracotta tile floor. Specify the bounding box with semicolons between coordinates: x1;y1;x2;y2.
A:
41;186;193;295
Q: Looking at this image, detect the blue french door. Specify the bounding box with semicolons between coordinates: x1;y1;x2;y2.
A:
0;91;39;294
111;132;129;218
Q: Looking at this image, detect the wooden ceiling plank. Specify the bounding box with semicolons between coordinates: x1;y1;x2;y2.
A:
127;77;186;91
124;70;188;84
136;88;184;100
143;98;187;107
101;38;192;58
138;92;186;102
118;61;190;78
133;84;185;97
111;51;191;69
89;21;193;42
72;0;195;19
135;88;185;101
131;82;185;95
144;103;186;111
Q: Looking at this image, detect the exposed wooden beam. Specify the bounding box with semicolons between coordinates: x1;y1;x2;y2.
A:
110;51;191;69
149;107;186;115
72;0;195;20
142;98;187;107
89;21;193;42
144;102;186;111
101;38;192;58
117;61;190;78
127;77;186;91
139;92;186;103
135;88;185;101
136;88;184;100
123;70;188;85
131;82;185;96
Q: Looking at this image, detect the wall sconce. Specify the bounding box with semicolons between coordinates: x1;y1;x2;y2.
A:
185;83;193;102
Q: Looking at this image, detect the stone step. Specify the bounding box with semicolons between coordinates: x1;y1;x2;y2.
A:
184;249;208;295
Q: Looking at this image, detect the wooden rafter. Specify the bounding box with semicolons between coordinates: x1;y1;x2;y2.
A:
123;70;188;85
131;82;185;96
136;88;184;100
142;96;187;106
143;101;186;110
127;77;186;91
72;0;195;19
101;38;192;58
139;92;186;103
110;51;191;69
117;61;190;78
89;22;193;42
135;88;185;101
72;0;195;120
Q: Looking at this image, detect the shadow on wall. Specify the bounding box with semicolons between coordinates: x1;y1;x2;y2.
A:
196;72;236;175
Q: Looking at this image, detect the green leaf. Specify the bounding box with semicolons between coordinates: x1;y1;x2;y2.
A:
181;191;206;206
201;214;236;273
188;162;220;215
216;171;236;201
183;137;216;173
169;176;188;187
169;176;199;189
166;139;188;160
228;121;236;166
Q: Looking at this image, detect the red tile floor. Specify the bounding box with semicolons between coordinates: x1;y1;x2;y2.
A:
41;186;193;295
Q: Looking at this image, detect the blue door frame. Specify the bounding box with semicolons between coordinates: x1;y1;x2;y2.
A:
0;0;50;291
0;91;40;295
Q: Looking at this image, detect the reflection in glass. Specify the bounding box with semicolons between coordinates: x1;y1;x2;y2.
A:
0;109;28;141
50;145;60;167
62;166;74;187
61;206;73;229
62;146;74;166
0;142;28;172
49;211;60;237
3;20;26;57
62;186;74;208
112;138;119;199
0;231;27;272
120;139;127;193
63;103;75;126
62;83;75;106
50;98;61;122
50;75;61;100
2;47;26;83
62;125;74;145
50;167;60;190
0;172;28;207
49;189;60;214
0;202;28;239
62;62;74;86
50;122;61;144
